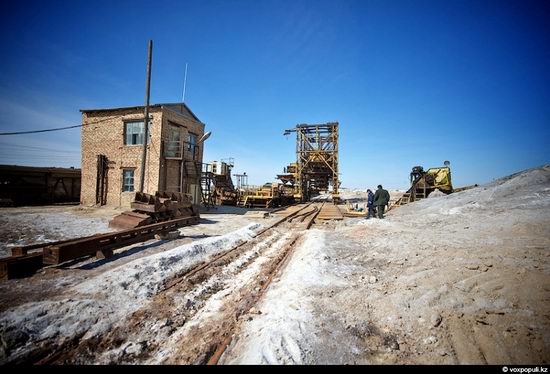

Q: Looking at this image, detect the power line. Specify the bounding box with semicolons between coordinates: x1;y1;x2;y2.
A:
0;152;79;157
0;115;126;136
0;142;79;153
0;124;82;136
0;153;79;159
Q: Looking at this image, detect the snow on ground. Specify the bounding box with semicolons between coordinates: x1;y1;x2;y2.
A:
0;207;115;258
395;166;550;218
1;166;548;364
75;223;261;308
149;231;294;364
223;165;550;364
221;230;338;364
0;204;269;258
0;223;261;363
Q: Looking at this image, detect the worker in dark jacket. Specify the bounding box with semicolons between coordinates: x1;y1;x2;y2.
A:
366;189;375;218
373;185;390;218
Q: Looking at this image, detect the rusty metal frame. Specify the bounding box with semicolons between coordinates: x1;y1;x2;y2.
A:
284;122;339;201
43;216;199;264
1;216;200;280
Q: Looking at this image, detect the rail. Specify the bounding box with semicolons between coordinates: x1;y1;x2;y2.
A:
205;202;323;364
0;216;200;281
9;202;335;364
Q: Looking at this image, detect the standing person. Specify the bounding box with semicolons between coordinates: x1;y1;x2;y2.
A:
373;185;390;218
366;189;375;219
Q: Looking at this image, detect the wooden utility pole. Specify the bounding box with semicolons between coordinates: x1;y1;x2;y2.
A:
139;40;153;193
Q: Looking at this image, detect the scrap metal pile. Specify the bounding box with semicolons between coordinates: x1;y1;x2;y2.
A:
212;161;239;206
109;191;200;230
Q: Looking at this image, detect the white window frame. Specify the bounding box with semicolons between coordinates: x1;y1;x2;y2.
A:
122;169;135;192
124;120;151;146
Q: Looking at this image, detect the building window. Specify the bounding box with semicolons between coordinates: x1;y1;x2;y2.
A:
187;133;197;151
122;169;135;192
124;121;151;145
164;125;182;158
187;133;199;160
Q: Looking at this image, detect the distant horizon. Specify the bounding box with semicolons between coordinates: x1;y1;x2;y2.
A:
1;0;549;190
1;160;547;192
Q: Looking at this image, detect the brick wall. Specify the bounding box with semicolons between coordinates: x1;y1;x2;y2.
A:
80;105;205;208
159;106;205;204
80;108;163;207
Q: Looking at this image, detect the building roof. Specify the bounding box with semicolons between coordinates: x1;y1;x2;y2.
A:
80;102;201;123
0;164;81;175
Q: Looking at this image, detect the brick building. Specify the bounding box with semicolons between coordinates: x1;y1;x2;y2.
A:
80;103;205;208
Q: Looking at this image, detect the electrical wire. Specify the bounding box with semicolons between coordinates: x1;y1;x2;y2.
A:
0;143;79;153
0;115;126;136
0;124;82;135
0;115;151;168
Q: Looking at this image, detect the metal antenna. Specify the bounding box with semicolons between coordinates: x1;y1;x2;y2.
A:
182;63;188;102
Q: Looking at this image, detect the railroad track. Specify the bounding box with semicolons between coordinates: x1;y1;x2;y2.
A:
204;203;323;365
160;203;315;292
26;202;325;365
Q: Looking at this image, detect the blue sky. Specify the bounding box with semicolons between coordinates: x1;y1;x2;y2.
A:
0;0;548;189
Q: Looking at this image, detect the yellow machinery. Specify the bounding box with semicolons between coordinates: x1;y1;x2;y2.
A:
277;162;301;201
392;162;453;208
236;181;296;208
238;183;278;208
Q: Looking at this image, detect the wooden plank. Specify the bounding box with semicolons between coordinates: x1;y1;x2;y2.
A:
316;203;344;220
2;216;200;281
253;203;311;237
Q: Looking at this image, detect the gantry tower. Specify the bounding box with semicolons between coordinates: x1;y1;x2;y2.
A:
282;122;340;202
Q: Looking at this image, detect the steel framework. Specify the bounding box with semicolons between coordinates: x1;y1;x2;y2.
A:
283;122;340;202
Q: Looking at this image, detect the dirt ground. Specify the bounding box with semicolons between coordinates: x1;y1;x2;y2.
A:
222;166;550;364
0;205;269;258
0;205;116;257
0;205;274;313
0;166;549;365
